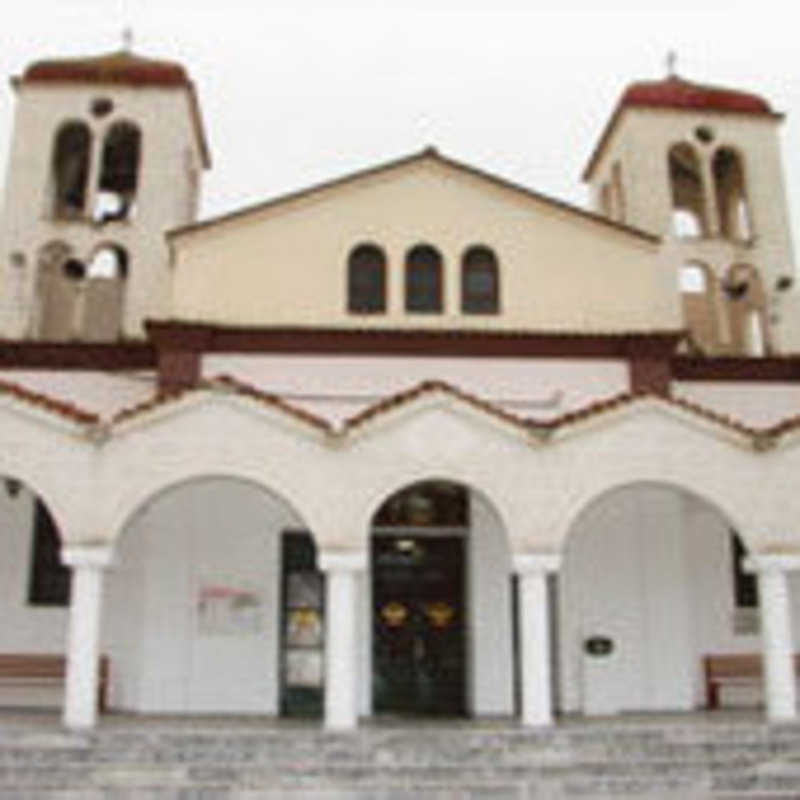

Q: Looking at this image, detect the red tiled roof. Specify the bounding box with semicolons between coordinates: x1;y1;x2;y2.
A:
0;378;98;424
112;375;332;433
621;76;773;115
22;50;190;88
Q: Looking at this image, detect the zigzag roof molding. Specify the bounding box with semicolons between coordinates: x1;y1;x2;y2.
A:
0;377;99;427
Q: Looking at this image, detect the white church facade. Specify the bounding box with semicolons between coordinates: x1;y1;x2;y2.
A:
0;47;800;733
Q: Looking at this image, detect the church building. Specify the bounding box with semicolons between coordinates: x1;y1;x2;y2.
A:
1;46;800;733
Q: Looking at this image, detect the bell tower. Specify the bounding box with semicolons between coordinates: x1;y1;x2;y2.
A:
582;64;795;356
0;45;210;341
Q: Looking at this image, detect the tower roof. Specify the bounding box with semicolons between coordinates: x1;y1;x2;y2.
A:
620;75;773;115
20;49;190;88
582;74;783;181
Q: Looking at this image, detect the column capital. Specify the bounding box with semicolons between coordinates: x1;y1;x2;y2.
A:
61;544;114;569
318;549;367;574
745;553;800;574
513;552;561;576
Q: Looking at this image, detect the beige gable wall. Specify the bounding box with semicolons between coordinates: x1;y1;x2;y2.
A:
171;158;678;331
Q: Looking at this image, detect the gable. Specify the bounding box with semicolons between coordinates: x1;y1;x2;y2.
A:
171;152;678;333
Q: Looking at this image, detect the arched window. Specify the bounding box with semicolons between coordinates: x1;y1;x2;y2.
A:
679;261;718;353
405;244;443;313
83;245;128;341
461;246;499;313
34;241;80;341
713;148;752;240
95;121;141;222
347;244;386;313
723;263;767;357
668;143;708;237
51;122;91;218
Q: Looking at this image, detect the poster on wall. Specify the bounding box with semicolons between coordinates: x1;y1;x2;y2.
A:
196;580;265;636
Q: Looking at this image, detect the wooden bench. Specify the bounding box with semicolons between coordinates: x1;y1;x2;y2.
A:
704;653;800;709
0;654;109;712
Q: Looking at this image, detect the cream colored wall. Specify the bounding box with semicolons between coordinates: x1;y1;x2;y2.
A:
172;157;677;332
0;83;204;339
588;107;796;351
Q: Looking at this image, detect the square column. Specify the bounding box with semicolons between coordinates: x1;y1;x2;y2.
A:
61;544;114;730
513;553;561;727
319;550;367;730
746;553;800;722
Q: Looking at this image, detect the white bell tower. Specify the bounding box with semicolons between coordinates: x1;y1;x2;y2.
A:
583;62;795;356
0;43;210;341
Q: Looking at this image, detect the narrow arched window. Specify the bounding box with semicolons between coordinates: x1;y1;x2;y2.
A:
679;261;718;353
95;121;141;222
405;244;442;313
668;143;708;237
723;263;768;357
51;122;91;218
347;244;386;313
461;246;499;313
713;148;752;240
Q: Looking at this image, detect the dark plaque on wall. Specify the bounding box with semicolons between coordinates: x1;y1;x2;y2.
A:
584;636;614;657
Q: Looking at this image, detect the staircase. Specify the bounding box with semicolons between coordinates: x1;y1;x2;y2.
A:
1;711;800;798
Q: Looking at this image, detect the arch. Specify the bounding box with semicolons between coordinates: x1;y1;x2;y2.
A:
367;476;514;717
713;146;752;240
95;120;141;222
50;121;91;218
34;240;80;340
347;243;386;313
559;480;753;715
106;474;318;715
668;142;708;237
723;262;768;356
82;244;128;342
405;244;443;313
679;260;719;352
461;245;499;314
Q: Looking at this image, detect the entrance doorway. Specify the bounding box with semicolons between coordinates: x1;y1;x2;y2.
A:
371;481;468;716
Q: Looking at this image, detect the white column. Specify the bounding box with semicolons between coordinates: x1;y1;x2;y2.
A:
513;553;561;727
319;550;366;730
746;553;800;722
61;544;114;730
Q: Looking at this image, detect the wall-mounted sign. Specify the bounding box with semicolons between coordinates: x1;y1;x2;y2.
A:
584;636;614;657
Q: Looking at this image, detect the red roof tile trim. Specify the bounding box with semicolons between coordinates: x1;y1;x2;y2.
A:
0;378;98;425
342;380;760;441
112;375;332;433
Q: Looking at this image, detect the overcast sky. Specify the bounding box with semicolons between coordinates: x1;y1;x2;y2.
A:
1;0;799;245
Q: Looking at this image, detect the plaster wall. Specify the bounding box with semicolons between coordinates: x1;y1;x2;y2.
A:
103;478;301;713
202;354;629;424
0;83;204;339
172;157;675;332
674;381;800;427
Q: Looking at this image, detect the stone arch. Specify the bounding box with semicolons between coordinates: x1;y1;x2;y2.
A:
558;479;752;716
723;262;768;356
365;474;515;717
713;146;752;240
95;120;141;222
668;142;708;237
50;120;91;218
105;472;320;714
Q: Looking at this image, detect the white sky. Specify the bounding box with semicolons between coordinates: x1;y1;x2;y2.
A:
1;0;799;246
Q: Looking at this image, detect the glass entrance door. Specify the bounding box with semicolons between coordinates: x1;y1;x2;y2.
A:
372;533;465;715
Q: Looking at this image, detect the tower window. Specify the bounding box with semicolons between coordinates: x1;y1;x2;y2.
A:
461;246;499;314
83;245;129;341
679;263;707;294
95;121;141;222
713;148;752;240
347;244;386;313
405;244;443;313
51;122;91;219
668;142;708;237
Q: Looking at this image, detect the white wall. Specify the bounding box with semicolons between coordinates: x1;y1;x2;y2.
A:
559;484;767;715
103;477;302;714
203;354;629;426
674;381;800;427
